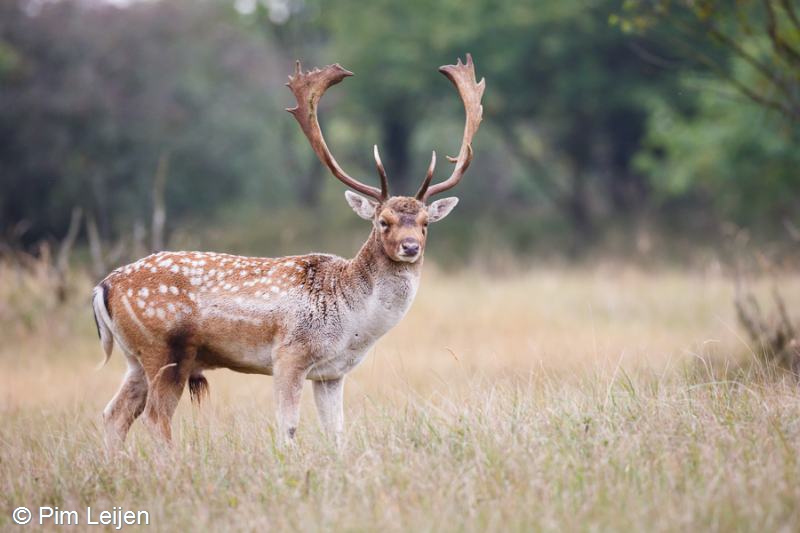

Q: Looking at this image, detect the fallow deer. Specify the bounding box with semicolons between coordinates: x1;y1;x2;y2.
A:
92;55;484;448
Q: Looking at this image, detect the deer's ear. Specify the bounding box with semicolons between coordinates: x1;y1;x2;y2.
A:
427;197;459;223
345;191;378;220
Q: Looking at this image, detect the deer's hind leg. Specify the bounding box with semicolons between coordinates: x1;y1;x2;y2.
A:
141;332;197;443
103;352;148;451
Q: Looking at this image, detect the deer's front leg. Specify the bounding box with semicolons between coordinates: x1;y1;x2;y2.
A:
272;348;310;445
313;377;344;443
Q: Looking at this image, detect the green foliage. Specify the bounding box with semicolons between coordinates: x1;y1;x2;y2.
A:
285;0;685;233
618;0;800;120
0;0;798;256
0;0;287;243
621;0;800;228
636;72;800;226
471;0;680;226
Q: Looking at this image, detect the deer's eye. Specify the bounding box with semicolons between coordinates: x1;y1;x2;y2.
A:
379;220;389;230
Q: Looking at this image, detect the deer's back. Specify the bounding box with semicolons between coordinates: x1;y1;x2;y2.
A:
96;250;417;378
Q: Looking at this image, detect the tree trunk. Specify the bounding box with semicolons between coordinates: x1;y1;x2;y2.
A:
86;213;107;281
151;152;169;253
284;119;323;208
566;176;592;237
296;162;323;207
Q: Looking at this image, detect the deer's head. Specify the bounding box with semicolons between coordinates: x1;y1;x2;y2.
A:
287;55;485;264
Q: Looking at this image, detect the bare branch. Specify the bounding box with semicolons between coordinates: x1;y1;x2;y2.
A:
763;0;800;66
773;285;797;339
52;207;83;303
783;218;800;242
497;126;568;204
705;22;795;100
681;41;799;118
151;152;169;253
779;0;800;31
86;213;106;280
56;207;82;275
665;10;799;118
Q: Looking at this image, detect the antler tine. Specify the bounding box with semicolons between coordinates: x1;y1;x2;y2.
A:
373;145;389;199
414;151;437;200
419;53;485;203
287;61;386;201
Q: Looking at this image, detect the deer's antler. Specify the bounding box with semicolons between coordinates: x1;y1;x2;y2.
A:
287;61;388;201
416;54;485;202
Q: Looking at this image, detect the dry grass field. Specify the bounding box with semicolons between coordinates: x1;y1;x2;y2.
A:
2;262;800;531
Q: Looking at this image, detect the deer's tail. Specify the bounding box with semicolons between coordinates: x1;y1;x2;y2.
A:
92;282;114;368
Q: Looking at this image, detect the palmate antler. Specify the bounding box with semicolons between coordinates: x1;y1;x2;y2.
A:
287;55;484;204
416;54;485;203
286;61;388;201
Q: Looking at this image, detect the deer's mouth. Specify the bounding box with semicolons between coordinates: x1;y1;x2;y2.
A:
396;250;421;263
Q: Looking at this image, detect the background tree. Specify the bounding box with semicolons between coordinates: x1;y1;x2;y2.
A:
620;0;800;121
0;0;286;246
1;0;797;260
620;0;800;230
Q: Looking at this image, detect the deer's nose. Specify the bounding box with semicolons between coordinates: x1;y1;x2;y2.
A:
401;240;420;256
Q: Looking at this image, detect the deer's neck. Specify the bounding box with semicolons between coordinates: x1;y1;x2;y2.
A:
327;228;422;333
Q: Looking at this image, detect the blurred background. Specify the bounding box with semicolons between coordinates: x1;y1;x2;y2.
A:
1;0;798;271
2;4;800;528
